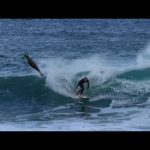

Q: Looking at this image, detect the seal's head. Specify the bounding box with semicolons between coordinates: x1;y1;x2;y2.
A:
24;54;29;59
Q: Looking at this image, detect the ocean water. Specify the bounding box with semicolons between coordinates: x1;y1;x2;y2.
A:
1;19;150;131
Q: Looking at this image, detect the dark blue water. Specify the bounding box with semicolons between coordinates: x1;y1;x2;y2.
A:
1;19;150;130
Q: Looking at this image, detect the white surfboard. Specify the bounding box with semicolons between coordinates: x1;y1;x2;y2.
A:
77;95;89;99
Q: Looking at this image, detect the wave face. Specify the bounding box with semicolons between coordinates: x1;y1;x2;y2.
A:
2;51;150;111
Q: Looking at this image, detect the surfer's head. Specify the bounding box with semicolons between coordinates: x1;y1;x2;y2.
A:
84;77;88;81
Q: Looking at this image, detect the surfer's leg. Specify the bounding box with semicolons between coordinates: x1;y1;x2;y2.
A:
76;90;79;95
76;85;82;95
80;86;84;95
77;89;81;95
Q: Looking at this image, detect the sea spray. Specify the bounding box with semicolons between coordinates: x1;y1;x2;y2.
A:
39;55;117;99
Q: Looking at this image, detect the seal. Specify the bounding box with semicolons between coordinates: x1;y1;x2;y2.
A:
24;54;44;76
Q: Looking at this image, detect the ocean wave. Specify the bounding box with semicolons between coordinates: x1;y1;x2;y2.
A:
1;64;150;109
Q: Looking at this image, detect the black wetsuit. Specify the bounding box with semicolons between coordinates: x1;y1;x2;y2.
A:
76;78;89;95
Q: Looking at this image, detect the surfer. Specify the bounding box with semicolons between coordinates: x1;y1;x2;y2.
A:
24;54;44;76
75;77;89;96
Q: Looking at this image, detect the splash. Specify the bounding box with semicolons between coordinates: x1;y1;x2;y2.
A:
136;43;150;68
39;55;117;99
35;44;150;103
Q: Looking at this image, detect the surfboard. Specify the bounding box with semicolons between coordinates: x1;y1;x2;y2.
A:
76;95;89;99
74;97;101;112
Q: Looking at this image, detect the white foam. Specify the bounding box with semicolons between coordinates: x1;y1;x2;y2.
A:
136;43;150;69
34;43;150;102
38;55;118;99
